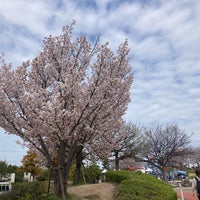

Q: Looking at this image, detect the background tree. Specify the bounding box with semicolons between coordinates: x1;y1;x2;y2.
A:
60;123;141;184
0;160;8;180
184;147;200;168
190;147;200;168
169;147;193;169
0;22;133;199
0;160;18;181
18;150;42;181
138;124;191;181
110;123;142;170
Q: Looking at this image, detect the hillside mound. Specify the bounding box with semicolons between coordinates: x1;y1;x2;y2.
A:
68;183;115;200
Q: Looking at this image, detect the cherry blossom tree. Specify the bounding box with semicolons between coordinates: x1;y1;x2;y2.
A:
191;148;200;167
111;123;143;170
74;123;143;177
181;147;200;168
138;124;191;181
88;122;143;171
0;22;133;199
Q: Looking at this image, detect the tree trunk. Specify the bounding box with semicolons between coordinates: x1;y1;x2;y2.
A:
51;164;72;200
51;168;66;199
162;167;168;182
52;167;72;200
47;168;52;196
115;151;120;170
73;147;83;185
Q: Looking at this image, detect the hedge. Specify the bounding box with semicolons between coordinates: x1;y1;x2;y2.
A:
0;181;57;200
105;170;177;200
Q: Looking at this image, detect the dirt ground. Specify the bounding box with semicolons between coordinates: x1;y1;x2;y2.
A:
68;183;116;200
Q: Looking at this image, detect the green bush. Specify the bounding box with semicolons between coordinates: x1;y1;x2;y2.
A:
69;164;101;184
83;164;101;183
68;164;76;182
106;170;177;200
37;169;50;181
38;195;58;200
105;170;133;183
0;181;54;200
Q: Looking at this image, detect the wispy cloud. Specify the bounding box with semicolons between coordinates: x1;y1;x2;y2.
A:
0;0;199;165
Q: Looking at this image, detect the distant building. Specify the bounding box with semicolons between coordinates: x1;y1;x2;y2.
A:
0;182;12;194
0;173;15;194
23;172;34;182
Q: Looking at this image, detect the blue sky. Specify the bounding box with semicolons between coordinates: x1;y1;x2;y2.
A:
0;0;199;166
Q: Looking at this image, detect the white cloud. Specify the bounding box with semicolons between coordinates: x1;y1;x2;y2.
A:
0;0;51;36
135;36;172;62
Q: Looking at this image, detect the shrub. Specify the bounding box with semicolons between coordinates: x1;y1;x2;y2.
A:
0;181;52;200
13;181;46;198
105;170;133;183
106;170;177;200
83;164;101;183
68;164;76;182
69;164;101;184
37;169;50;181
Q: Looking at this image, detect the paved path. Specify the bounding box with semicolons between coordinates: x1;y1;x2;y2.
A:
176;187;199;200
177;191;198;200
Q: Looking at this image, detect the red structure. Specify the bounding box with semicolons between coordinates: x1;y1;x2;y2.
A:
127;166;144;171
